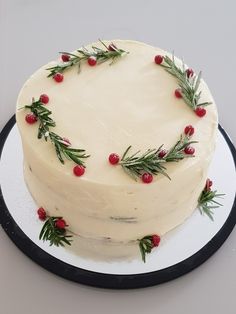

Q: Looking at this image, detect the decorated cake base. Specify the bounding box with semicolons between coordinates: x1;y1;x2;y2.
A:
0;118;235;288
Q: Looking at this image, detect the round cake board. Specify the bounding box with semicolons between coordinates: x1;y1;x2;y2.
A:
0;116;235;289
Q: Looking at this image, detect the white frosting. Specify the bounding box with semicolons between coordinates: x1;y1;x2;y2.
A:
16;40;218;253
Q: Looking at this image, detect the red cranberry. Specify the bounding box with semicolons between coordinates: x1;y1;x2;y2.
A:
142;173;153;184
175;88;182;98
195;107;206;117
62;138;71;147
109;153;120;165
53;73;64;83
158;149;167;158
205;178;213;191
37;207;47;221
39;94;49;104
108;43;117;51
88;56;97;66
61;54;70;62
184;146;195;155
55;219;66;229
184;125;195;136
186;68;194;78
73;165;85;176
154;55;163;64
152;234;161;247
25;113;37;124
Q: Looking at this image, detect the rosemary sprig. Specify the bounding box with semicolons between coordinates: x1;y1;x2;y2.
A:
160;55;212;111
198;180;224;220
46;39;129;77
139;236;153;263
24;98;89;166
39;216;72;247
119;133;197;181
138;234;160;262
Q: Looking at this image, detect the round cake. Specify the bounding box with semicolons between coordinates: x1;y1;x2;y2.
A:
16;40;218;260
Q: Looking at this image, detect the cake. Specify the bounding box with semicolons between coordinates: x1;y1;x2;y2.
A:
16;40;218;261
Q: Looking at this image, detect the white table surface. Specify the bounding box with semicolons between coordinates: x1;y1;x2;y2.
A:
0;0;235;313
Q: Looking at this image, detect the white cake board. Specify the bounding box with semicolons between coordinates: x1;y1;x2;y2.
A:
0;117;235;289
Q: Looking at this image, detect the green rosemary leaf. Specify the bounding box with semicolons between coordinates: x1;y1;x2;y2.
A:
211;199;223;206
197;102;212;107
63;150;86;166
199;205;214;221
60;237;72;246
39;220;49;240
65;147;87;153
54;142;65;164
98;38;109;50
43;227;51;242
37;127;43;139
139;242;146;263
121;145;132;160
194;71;202;95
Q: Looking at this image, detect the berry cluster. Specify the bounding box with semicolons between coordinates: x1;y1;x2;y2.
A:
25;93;50;124
37;207;67;229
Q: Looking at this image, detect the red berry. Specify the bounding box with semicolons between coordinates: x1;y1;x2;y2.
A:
184;146;195;155
186;68;194;78
53;73;64;83
152;234;161;247
88;56;97;66
184;125;194;136
108;43;117;51
205;178;213;191
109;153;120;165
195;107;206;117
73;165;85;177
62;138;71;147
55;219;66;229
142;173;153;184
175;88;182;98
37;207;47;221
61;54;70;62
39;94;49;104
154;55;163;64
158;149;167;158
25;113;37;124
